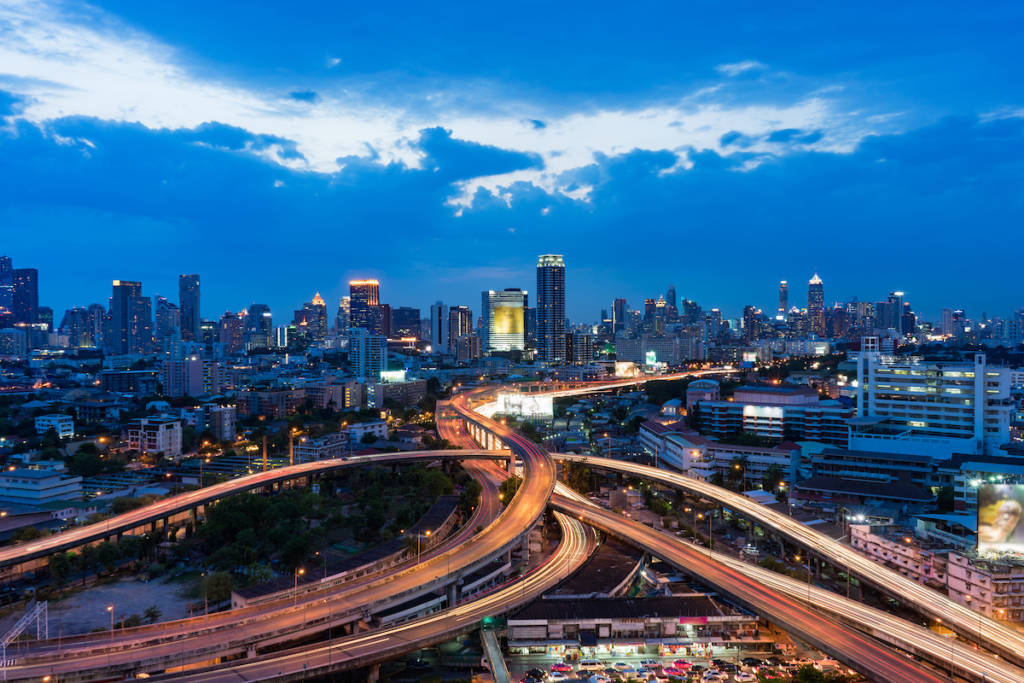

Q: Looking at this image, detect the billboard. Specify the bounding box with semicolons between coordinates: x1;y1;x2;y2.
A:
978;485;1024;554
492;304;524;336
495;392;553;419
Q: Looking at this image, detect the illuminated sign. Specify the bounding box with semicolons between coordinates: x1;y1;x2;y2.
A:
495;392;554;419
743;405;784;420
379;370;406;383
493;305;523;336
614;361;639;378
978;485;1024;555
645;350;658;366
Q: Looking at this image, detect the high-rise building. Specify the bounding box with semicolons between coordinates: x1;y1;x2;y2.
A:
59;307;95;347
87;303;106;348
665;285;677;311
942;308;954;337
12;267;38;325
430;301;448;352
218;311;245;353
380;303;393;338
178;274;200;342
391;307;421;339
536;254;566;364
293;293;328;342
0;256;12;313
245;303;273;351
778;280;788;318
105;280;153;355
482;289;527;353
447;305;473;353
349;279;381;333
154;296;181;342
348;327;386;380
336;297;351;335
612;298;627;333
807;273;825;337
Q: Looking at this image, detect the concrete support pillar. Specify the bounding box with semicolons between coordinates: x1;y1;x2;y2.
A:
367;663;381;683
161;518;170;540
190;508;198;527
447;582;458;607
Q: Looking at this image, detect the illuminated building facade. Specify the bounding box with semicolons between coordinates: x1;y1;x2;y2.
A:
481;288;527;353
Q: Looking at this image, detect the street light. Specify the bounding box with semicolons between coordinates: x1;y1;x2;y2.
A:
106;605;114;665
293;567;305;605
733;463;746;491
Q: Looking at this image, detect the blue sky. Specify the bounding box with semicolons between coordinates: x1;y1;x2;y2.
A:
1;0;1022;323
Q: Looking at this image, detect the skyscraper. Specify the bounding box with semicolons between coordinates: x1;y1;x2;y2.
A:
246;303;273;350
807;273;825;337
294;292;328;341
612;298;627;333
0;256;12;313
481;289;527;353
106;280;153;354
447;305;473;353
12;267;38;325
154;295;181;342
336;297;350;335
665;285;677;310
348;327;386;380
349;279;381;333
178;274;200;342
430;301;448;352
536;254;566;364
218;311;245;353
778;280;788;318
391;307;421;338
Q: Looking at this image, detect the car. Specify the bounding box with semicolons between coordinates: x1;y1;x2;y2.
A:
640;659;660;668
711;659;729;669
690;664;705;673
592;677;611;683
720;663;737;673
526;668;547;680
734;673;757;682
758;668;784;680
662;667;683;676
673;659;692;669
549;673;568;681
701;673;724;682
604;667;619;676
741;657;763;668
519;677;540;683
552;663;574;673
613;662;632;671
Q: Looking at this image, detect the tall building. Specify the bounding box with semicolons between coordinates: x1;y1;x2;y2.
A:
348;328;386;380
349;279;381;333
105;280;153;355
430;301;448;352
778;280;788;318
154;296;181;343
807;273;825;337
481;289;527;353
0;256;12;313
293;293;328;342
12;267;38;325
447;305;473;353
391;306;421;339
59;307;95;347
218;311;245;353
536;254;566;364
178;274;200;342
665;285;677;310
245;303;273;351
336;296;350;335
613;298;627;333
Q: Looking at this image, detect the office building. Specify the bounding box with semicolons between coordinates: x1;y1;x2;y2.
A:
126;416;183;457
349;327;387;380
391;306;421;339
60;306;99;347
430;301;448;351
0;469;83;507
612;298;627;333
482;288;527;353
294;293;328;342
0;327;28;356
568;332;594;364
162;356;225;397
336;296;351;335
807;273;825;337
0;256;11;313
349;279;382;333
536;254;566;363
178;274;200;342
854;337;1014;457
218;311;245;353
245;303;273;351
105;280;153;355
454;333;482;362
12;267;38;325
154;296;181;342
778;280;788;318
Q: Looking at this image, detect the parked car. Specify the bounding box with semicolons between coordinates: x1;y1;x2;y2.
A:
741;657;763;667
552;663;574;673
734;673;757;682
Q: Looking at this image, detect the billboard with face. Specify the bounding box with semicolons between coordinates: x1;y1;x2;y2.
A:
978;485;1024;554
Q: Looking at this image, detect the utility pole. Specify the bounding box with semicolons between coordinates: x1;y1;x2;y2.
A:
262;435;268;472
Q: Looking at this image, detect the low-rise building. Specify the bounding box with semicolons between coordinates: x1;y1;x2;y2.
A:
345;420;388;442
126;416;183;457
34;413;74;439
293;432;351;462
0;468;83;506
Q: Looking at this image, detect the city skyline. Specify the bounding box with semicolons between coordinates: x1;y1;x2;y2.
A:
2;3;1023;320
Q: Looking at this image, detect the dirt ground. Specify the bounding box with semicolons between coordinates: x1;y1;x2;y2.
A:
49;576;192;635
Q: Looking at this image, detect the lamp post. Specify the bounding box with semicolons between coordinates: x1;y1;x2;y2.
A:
315;551;326;580
733;463;746;491
106;605;113;666
293;567;305;606
417;530;432;564
200;571;208;617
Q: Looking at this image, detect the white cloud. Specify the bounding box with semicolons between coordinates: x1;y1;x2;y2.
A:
715;60;767;77
0;2;885;208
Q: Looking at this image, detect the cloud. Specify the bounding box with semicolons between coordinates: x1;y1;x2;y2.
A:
716;60;767;77
0;1;886;209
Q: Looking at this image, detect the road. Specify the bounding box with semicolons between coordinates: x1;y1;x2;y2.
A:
146;510;598;682
550;490;944;683
553;452;1024;668
554;483;1022;683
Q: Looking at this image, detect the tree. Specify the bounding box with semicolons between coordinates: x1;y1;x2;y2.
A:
49;552;74;588
78;545;98;585
97;541;119;574
726;455;750;490
202;571;234;604
762;463;786;492
68;447;105;477
459;479;482;513
143;605;162;624
498;476;522;506
794;665;826;683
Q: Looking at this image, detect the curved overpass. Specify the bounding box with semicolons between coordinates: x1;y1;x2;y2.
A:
553;452;1024;668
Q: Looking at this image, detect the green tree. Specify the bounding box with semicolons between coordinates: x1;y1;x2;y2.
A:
143;605;162;624
762;463;786;492
202;571;234;604
794;665;826;683
498;476;522;506
49;552;74;588
97;541;119;573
